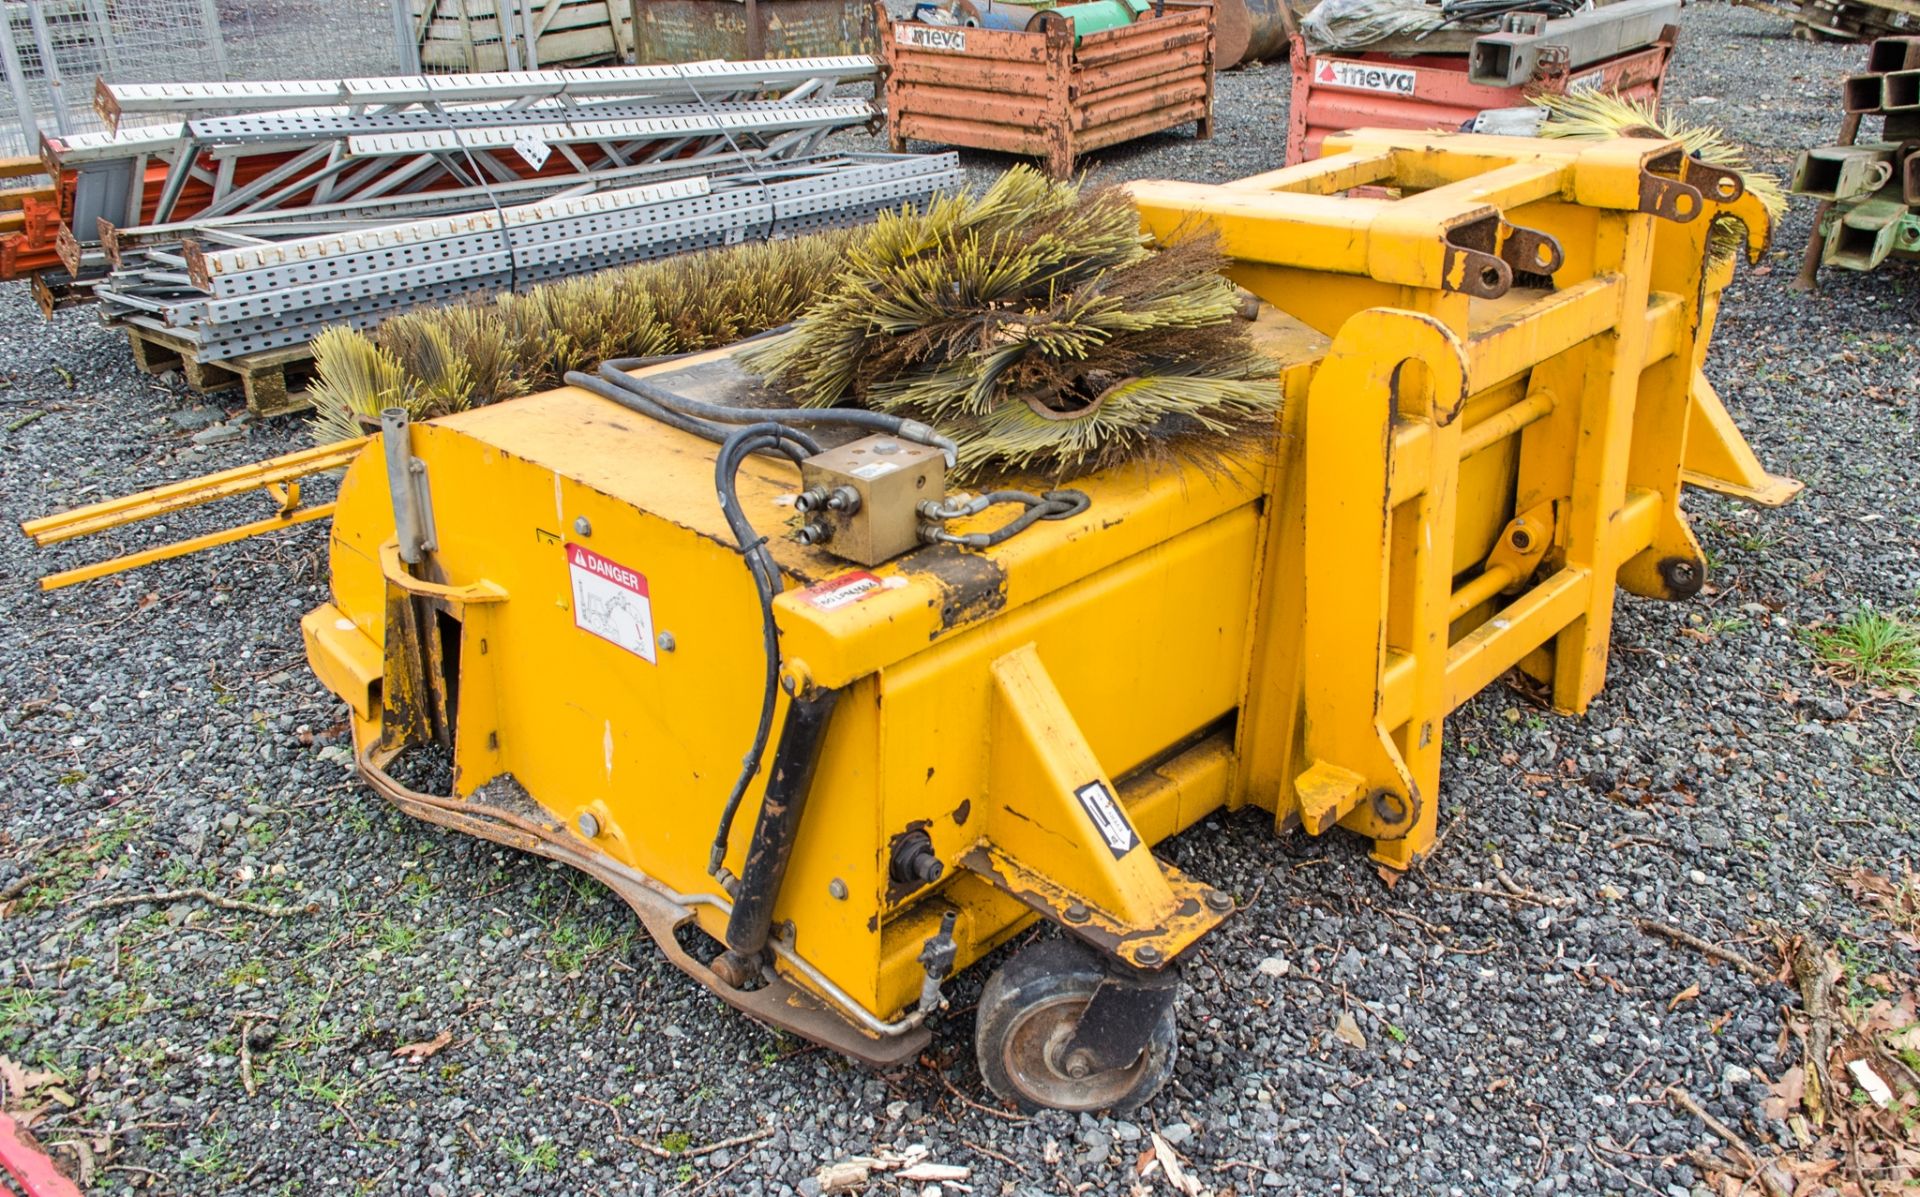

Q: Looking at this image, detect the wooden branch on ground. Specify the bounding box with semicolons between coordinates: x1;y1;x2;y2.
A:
1635;919;1773;983
1665;1087;1790;1197
629;1126;774;1160
64;887;312;924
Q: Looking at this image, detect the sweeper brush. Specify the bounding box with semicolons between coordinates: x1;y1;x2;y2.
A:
26;130;1803;1114
306;230;858;444
741;167;1280;478
1533;90;1788;261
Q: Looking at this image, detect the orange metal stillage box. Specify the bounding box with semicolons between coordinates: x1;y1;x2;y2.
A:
1286;28;1676;164
881;1;1216;178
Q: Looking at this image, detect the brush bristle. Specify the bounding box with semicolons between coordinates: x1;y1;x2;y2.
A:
306;229;856;444
742;167;1281;481
1532;91;1784;260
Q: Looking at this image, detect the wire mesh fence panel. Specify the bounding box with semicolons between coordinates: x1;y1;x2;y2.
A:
0;0;230;156
0;0;412;161
218;0;409;83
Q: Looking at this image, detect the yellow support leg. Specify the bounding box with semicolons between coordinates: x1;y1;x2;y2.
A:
961;643;1231;969
1296;309;1470;869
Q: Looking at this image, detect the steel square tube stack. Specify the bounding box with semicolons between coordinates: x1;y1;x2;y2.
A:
12;57;886;289
91;153;960;362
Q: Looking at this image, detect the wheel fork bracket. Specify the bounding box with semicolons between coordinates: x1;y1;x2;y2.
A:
1058;965;1181;1075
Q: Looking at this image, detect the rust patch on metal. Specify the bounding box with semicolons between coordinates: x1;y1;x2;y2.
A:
910;543;1008;636
360;744;929;1069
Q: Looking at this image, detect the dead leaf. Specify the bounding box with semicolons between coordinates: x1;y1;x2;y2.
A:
1333;1012;1366;1050
1151;1131;1203;1197
1375;865;1402;891
1668;983;1701;1012
1763;1066;1805;1121
390;1029;453;1062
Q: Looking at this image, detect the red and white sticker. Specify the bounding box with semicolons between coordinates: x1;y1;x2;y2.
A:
801;571;901;612
1315;59;1417;95
567;543;656;664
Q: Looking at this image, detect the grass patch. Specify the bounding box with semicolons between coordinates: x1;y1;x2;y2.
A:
0;986;49;1048
1805;606;1920;687
501;1136;559;1173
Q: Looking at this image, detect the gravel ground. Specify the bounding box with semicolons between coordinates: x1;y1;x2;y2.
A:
2;4;1918;1194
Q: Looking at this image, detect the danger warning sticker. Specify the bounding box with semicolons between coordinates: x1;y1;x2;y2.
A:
1315;59;1417;95
801;571;898;612
1074;779;1139;859
567;542;656;664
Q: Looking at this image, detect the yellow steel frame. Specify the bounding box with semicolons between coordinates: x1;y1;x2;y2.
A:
19;439;365;591
1134;129;1796;868
23;131;1797;1062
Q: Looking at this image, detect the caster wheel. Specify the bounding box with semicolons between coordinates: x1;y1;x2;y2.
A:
974;937;1177;1114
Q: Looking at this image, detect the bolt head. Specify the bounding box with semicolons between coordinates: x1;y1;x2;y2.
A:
1205;889;1234;913
1063;903;1090;924
657;630;676;653
1064;1052;1092;1079
577;811;601;838
1135;945;1163;966
573;515;592;537
828;878;848;900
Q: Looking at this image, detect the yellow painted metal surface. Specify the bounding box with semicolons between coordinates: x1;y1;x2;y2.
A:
285;129;1795;1055
20;439;362;591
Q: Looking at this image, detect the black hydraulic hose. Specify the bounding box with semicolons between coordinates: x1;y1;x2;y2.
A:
926;489;1091;549
707;421;817;877
595;360;959;466
563;368;817;461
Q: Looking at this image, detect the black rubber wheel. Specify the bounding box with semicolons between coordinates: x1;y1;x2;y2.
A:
974;937;1177;1114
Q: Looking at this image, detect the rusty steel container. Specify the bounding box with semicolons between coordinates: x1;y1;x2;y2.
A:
881;0;1215;178
631;0;875;61
1286;28;1676;164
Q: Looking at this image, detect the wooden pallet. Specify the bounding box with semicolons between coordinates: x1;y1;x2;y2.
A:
123;327;315;418
1733;0;1919;40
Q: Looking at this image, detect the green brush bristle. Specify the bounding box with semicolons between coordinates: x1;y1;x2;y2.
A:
306;228;855;445
1532;91;1784;261
742;167;1281;481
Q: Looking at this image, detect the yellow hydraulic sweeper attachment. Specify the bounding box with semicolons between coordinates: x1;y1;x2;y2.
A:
24;130;1798;1114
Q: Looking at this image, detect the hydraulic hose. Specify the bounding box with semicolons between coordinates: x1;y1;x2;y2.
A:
921;489;1091;548
595;360;959;468
564;368;817;462
706;421;817;878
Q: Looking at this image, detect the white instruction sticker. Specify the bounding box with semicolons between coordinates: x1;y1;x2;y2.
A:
850;460;901;480
513;133;553;171
1074;779;1139;858
1315;59;1417;95
896;24;966;52
568;542;656;664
